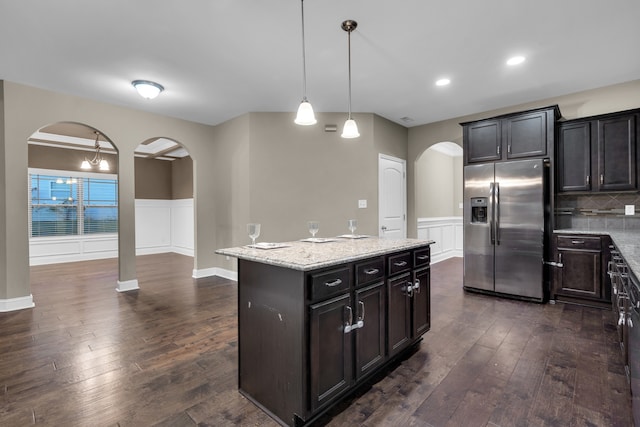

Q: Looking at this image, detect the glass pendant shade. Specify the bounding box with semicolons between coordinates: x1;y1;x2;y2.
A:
80;160;91;170
99;159;110;171
341;118;360;138
295;100;317;125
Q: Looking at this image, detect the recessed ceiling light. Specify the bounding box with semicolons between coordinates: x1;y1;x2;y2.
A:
435;78;451;86
506;56;526;66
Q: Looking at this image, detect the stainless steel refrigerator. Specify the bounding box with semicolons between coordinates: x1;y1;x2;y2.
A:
463;158;548;301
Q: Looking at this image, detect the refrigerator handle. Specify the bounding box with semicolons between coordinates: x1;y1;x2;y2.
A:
489;182;495;245
495;182;500;245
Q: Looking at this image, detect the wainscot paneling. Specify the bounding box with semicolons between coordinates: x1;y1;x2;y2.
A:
417;217;463;264
29;199;194;265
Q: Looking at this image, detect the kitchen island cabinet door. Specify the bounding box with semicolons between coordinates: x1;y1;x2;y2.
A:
387;274;412;357
309;293;353;412
412;267;431;338
354;282;386;380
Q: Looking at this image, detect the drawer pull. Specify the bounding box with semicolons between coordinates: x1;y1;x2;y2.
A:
394;261;408;267
417;255;429;260
571;240;585;244
364;268;380;275
324;279;343;287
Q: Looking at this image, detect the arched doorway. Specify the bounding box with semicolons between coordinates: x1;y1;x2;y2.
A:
27;122;119;266
415;141;463;263
133;138;195;278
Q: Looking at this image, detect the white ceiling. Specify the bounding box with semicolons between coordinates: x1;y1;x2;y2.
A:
1;0;639;128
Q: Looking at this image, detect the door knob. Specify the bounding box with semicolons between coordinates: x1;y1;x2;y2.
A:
381;225;387;231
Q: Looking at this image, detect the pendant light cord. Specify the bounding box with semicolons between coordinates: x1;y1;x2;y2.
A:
300;0;308;102
347;27;353;119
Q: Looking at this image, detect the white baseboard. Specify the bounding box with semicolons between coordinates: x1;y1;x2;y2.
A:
431;250;463;265
192;267;237;281
116;279;140;292
0;294;35;312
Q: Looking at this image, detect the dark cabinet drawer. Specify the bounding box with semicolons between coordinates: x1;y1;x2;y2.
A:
388;252;411;276
556;236;601;251
355;257;384;288
413;248;430;269
309;267;351;301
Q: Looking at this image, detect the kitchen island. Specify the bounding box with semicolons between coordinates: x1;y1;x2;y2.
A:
216;237;434;426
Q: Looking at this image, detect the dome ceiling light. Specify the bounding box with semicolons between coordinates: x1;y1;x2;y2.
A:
132;80;164;99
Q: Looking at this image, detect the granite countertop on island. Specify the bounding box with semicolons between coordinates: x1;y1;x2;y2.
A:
554;229;640;282
216;237;435;271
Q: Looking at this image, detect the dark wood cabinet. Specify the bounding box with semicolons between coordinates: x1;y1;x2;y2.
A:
463;106;558;165
556;109;639;193
236;243;431;426
551;234;612;306
309;293;353;411
557;121;592;192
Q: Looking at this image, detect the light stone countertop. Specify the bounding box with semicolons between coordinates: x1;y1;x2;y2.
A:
216;237;435;271
554;229;640;284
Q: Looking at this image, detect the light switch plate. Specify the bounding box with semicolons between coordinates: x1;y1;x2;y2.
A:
358;199;367;209
625;205;635;215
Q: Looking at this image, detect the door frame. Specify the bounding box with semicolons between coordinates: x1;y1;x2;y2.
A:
378;154;407;239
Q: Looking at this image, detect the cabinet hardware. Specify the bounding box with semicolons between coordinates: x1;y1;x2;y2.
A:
413;279;421;294
586;175;590;186
600;174;604;185
629;316;634;328
497;145;500;155
618;310;626;326
405;282;414;297
417;255;429;261
507;144;511;154
394;261;408;267
324;279;342;287
559;253;562;264
571;240;585;245
364;268;379;275
344;306;353;333
355;301;365;329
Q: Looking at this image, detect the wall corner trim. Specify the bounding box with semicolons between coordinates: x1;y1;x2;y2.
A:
0;295;35;312
116;279;140;292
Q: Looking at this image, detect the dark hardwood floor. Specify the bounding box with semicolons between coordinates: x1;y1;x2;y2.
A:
0;254;632;426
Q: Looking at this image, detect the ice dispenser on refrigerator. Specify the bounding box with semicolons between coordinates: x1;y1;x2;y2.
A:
470;198;488;223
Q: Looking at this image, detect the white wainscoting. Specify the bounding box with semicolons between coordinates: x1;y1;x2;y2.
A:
417;216;463;264
29;199;194;265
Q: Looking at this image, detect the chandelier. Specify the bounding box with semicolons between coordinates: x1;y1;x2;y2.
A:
81;131;110;171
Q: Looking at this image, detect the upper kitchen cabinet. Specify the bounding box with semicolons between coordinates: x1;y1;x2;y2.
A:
462;106;560;165
557;109;639;193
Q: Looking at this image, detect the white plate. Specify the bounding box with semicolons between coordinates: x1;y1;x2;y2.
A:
299;238;338;243
247;242;290;249
337;234;369;239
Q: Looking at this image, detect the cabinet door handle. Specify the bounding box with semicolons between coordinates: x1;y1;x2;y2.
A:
413;279;421;294
600;174;604;185
324;279;342;287
417;255;429;261
497;144;501;156
405;282;414;297
344;306;353;333
364;268;379;275
356;301;365;328
571;240;585;245
394;261;408;267
586;175;590;186
507;143;511;154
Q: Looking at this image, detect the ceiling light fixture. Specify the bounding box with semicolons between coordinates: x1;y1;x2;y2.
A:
506;56;526;66
132;80;164;99
341;19;359;139
81;131;110;171
435;78;451;86
294;0;317;125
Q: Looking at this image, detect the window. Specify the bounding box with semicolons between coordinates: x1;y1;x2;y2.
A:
29;171;118;237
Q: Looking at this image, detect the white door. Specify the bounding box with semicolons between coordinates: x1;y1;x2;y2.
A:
378;154;406;239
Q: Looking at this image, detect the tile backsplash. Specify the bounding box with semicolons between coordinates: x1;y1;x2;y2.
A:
555;193;640;230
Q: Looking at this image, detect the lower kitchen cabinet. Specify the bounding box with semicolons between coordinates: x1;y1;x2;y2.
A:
236;244;432;427
551;233;611;306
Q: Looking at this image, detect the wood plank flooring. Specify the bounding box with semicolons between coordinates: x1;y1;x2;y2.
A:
0;254;633;426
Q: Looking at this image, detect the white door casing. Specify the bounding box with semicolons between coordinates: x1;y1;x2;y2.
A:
378;154;406;239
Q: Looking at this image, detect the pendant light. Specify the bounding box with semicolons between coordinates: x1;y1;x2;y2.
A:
294;0;317;125
81;131;110;171
341;20;359;138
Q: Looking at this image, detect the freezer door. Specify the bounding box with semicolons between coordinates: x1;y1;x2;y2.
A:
494;159;544;299
463;163;495;292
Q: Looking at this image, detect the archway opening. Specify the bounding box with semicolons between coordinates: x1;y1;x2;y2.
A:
133;138;195;276
415;141;463;262
27;122;119;266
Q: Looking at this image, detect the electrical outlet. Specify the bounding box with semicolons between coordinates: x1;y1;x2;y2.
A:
625;205;635;215
358;199;367;209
